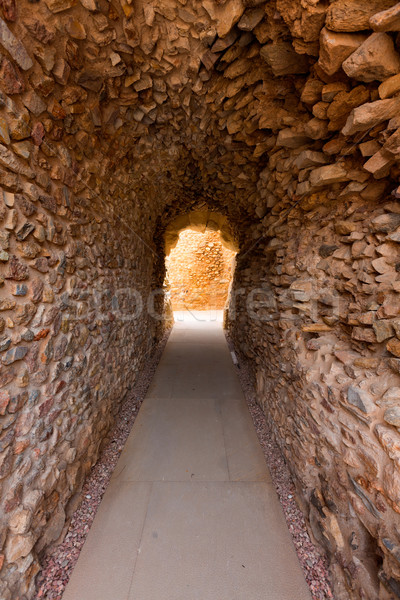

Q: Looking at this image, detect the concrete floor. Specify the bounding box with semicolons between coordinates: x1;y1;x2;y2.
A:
63;311;311;600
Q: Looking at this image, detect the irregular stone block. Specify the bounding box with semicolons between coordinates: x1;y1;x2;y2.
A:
276;128;311;148
5;255;28;280
0;144;34;177
238;7;264;31
379;73;400;98
342;97;400;135
371;213;400;233
23;18;55;44
347;386;375;414
0;17;32;70
343;33;400;82
318;27;367;75
295;150;327;169
384;406;400;427
363;150;394;178
373;320;394;342
22;90;46;116
370;2;400;31
0;56;24;94
203;0;245;38
387;337;400;357
309;163;348;188
260;42;309;76
44;0;76;13
352;326;377;343
4;532;34;562
0;0;16;22
326;0;395;32
2;345;28;365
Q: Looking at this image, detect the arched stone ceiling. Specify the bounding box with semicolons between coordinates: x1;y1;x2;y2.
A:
3;0;400;249
164;210;239;253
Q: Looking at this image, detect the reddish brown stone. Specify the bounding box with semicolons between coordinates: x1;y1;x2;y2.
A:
48;98;66;120
4;483;22;513
55;380;66;394
31;257;49;273
0;0;16;21
31;278;44;303
38;397;54;417
387;338;400;357
31;122;45;146
24;18;55;43
8;391;28;414
0;56;24;94
14;440;29;455
5;255;29;281
0;390;10;415
33;328;50;341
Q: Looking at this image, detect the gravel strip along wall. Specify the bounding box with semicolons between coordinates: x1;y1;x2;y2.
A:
0;0;400;598
33;330;170;600
226;332;335;600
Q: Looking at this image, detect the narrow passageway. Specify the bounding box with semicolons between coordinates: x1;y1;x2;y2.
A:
63;312;311;600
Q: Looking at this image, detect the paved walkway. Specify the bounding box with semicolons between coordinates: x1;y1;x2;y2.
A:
63;312;311;600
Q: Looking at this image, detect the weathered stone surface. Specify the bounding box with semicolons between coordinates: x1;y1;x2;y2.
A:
342;97;400;135
203;0;244;38
309;163;348;188
5;532;34;562
5;255;28;280
318;28;367;76
326;0;395;32
343;33;400;82
379;73;400;98
22;90;46;115
0;0;16;22
0;56;24;94
370;3;400;31
371;213;400;233
44;0;76;13
384;406;400;427
347;386;376;413
260;42;309;76
0;17;32;70
238;7;264;30
387;338;400;357
276;128;310;148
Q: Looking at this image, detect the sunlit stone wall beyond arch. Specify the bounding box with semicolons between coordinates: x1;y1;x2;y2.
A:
165;229;236;310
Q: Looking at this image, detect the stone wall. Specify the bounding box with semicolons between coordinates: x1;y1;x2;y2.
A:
0;154;160;598
228;193;400;600
166;229;235;310
1;0;400;598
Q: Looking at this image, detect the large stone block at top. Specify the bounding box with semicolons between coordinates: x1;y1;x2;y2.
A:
326;0;395;32
203;0;245;37
370;2;400;31
318;27;367;75
343;33;400;82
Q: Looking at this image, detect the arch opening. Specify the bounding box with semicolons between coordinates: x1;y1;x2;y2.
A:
165;227;236;313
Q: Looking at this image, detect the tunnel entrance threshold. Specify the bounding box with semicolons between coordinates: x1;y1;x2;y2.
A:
63;313;311;600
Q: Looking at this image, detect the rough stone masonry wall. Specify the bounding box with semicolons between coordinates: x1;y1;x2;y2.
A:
228;192;400;600
166;229;235;310
0;158;159;599
2;0;400;598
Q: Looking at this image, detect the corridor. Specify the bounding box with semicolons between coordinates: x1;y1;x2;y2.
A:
63;313;311;600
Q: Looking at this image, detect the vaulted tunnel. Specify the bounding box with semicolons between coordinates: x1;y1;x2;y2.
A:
1;0;400;598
